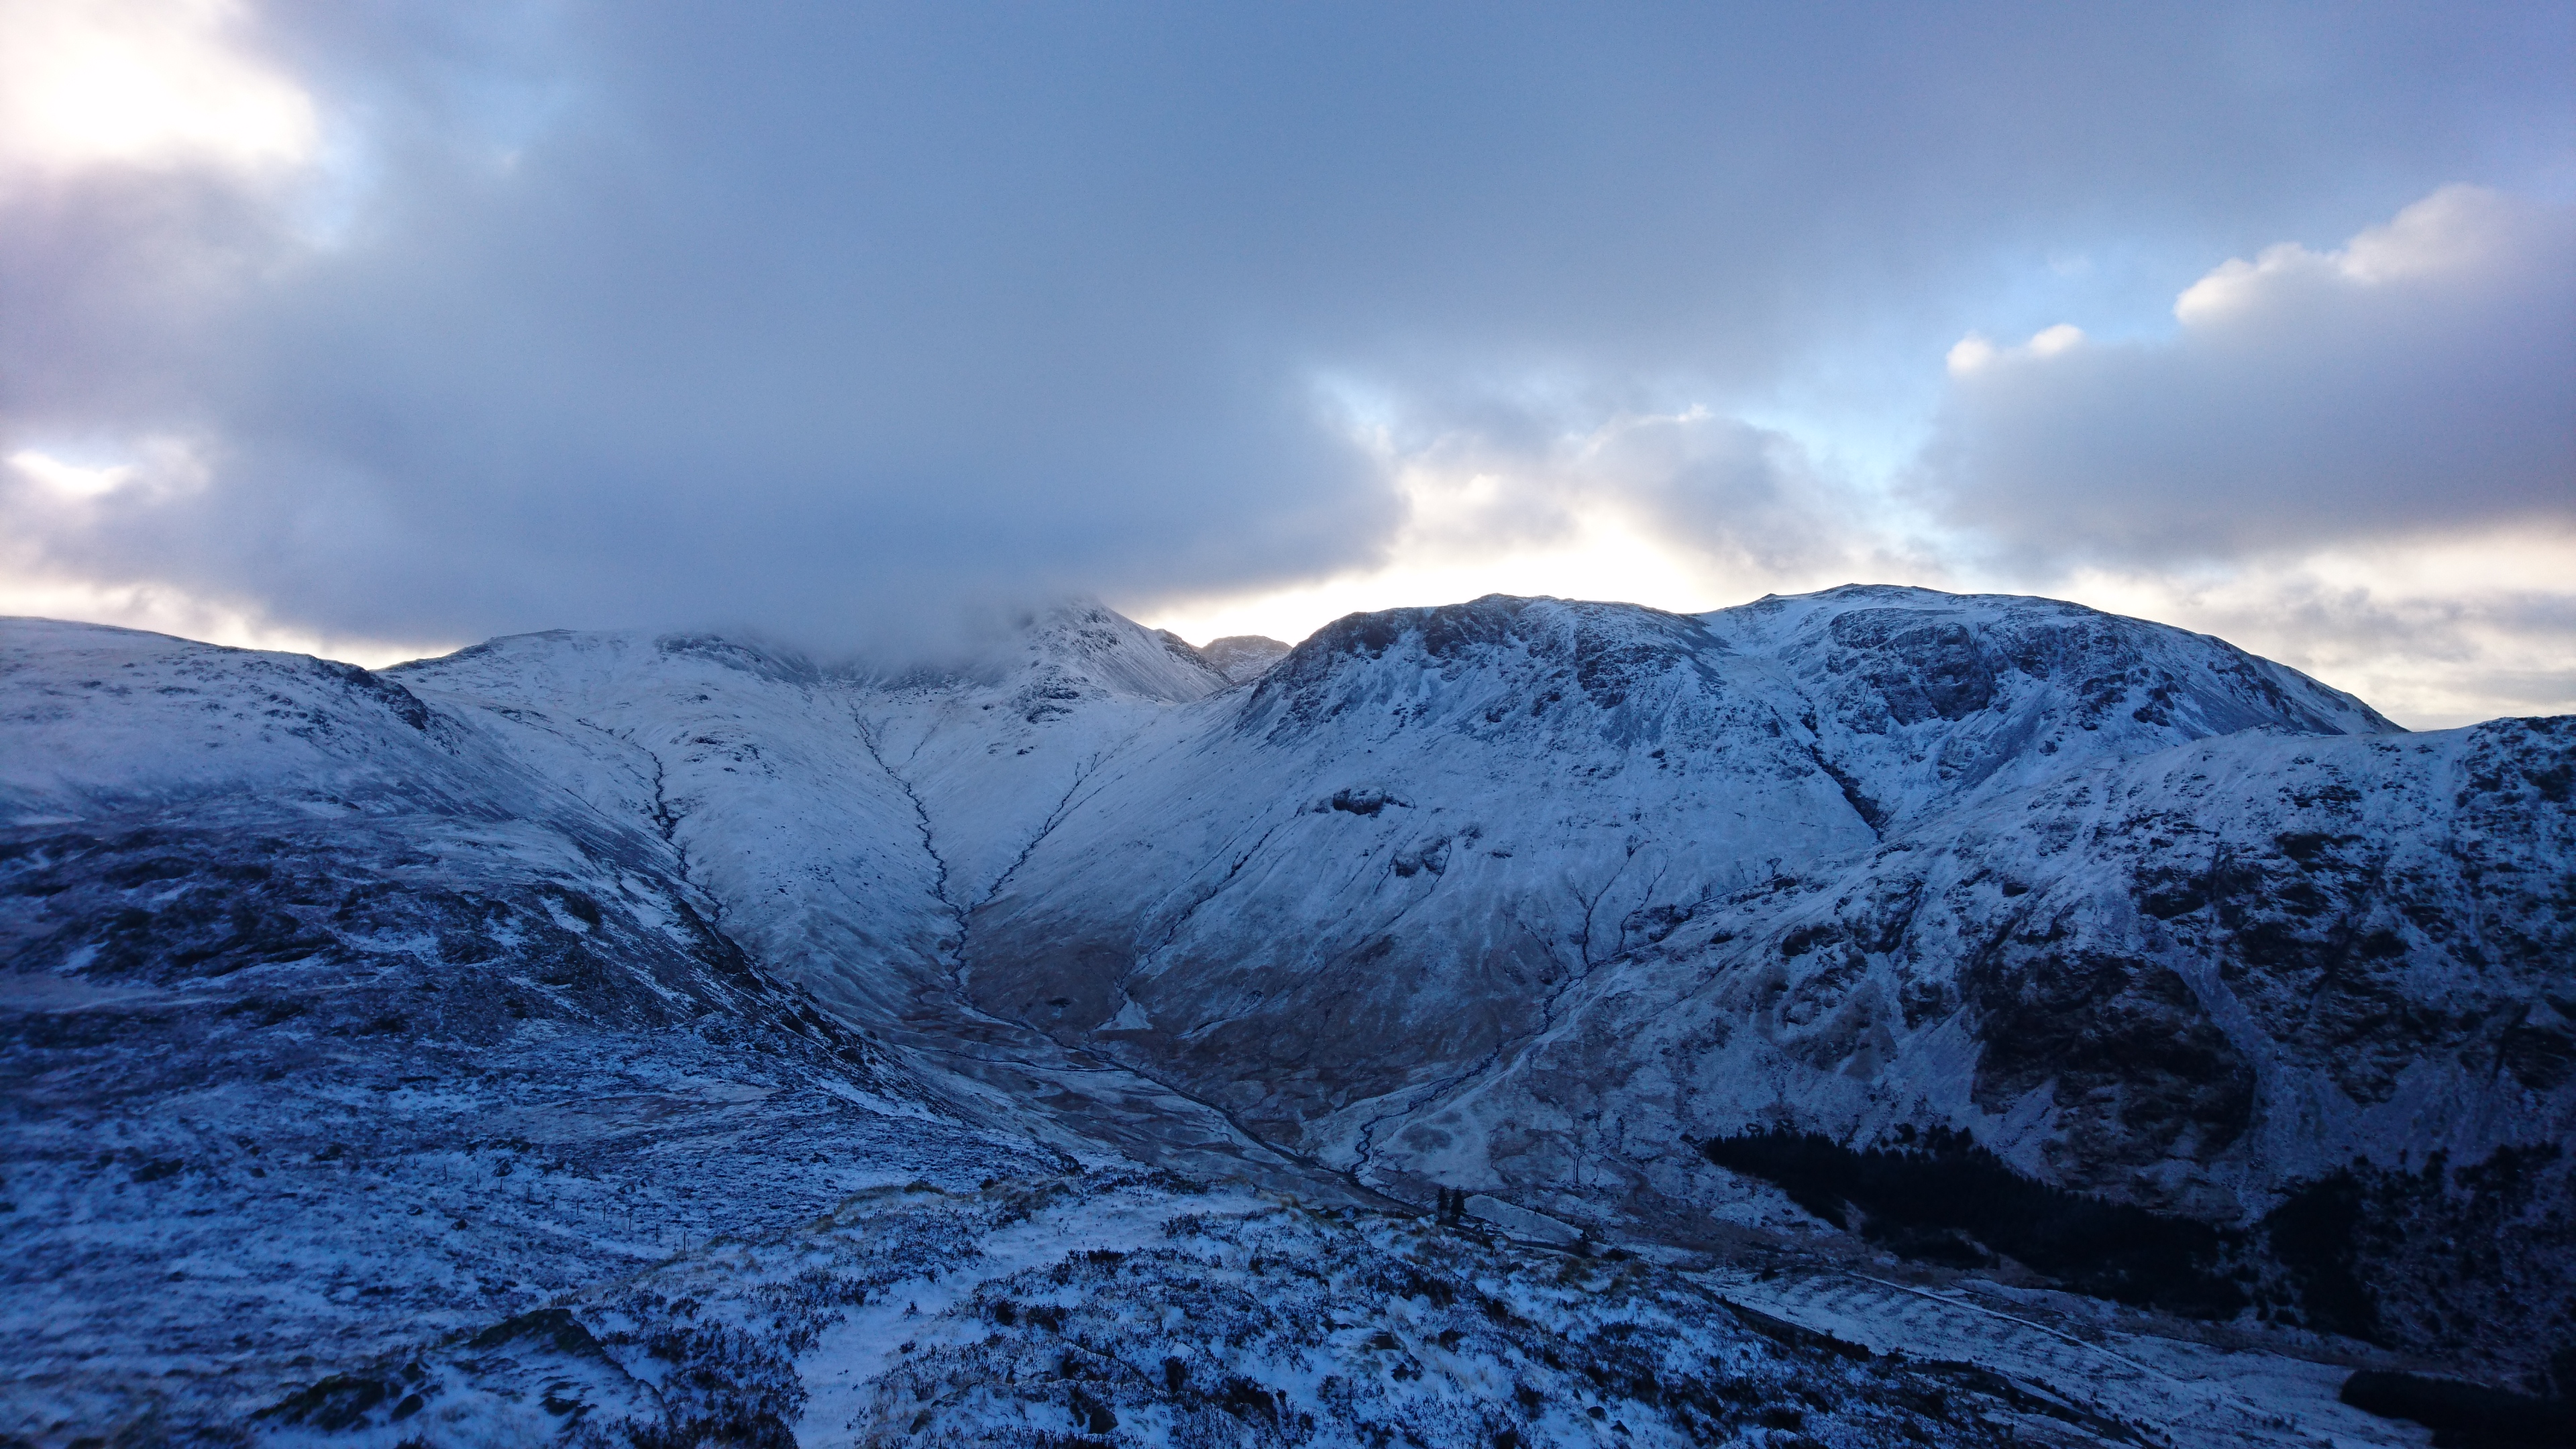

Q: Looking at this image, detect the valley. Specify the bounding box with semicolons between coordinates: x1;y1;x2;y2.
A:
3;586;2568;1446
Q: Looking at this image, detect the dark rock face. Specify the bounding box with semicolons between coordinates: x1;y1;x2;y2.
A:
1962;949;2259;1166
1245;596;1735;735
1701;1126;2245;1316
2264;1146;2576;1377
1824;611;2000;725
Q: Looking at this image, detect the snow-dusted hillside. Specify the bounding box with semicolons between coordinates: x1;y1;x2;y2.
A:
961;590;2425;1169
4;588;2569;1444
1197;634;1292;683
953;590;2567;1382
0;620;1061;1438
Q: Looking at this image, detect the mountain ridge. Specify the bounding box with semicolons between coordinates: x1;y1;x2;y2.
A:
3;588;2567;1444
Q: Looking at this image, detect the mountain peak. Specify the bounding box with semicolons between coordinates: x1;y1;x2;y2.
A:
1005;600;1231;703
1196;634;1291;683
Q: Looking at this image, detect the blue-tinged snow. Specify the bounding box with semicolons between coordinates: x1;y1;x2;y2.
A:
4;587;2563;1444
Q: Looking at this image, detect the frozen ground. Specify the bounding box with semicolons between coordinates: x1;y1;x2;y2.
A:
249;1171;2445;1448
3;590;2567;1444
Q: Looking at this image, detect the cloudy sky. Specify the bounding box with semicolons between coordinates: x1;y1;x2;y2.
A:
2;1;2569;725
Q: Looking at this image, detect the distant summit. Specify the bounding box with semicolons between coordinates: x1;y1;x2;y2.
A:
1196;632;1291;682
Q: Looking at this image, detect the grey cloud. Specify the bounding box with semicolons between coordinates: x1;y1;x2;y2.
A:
1589;413;1844;577
1322;372;1856;583
2114;567;2576;729
3;4;2571;651
1923;187;2576;566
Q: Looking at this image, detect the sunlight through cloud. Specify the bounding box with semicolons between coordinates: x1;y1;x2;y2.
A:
0;0;317;178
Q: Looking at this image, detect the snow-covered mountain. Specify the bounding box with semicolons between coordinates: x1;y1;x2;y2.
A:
1196;635;1293;683
4;588;2568;1446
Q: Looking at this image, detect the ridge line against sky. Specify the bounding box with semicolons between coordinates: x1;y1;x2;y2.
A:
1;1;2570;729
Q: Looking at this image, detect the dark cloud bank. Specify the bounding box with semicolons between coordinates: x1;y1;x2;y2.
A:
1;2;2571;657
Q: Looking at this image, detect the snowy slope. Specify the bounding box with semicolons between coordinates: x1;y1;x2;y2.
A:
1702;584;2398;830
378;604;1320;1187
942;589;2567;1385
961;597;1878;1152
957;590;2417;1166
1365;719;2575;1366
0;620;1061;1439
4;588;2568;1442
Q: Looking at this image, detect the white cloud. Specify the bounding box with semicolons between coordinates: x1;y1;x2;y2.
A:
1927;184;2576;561
2039;525;2576;729
0;8;2563;732
2173;184;2528;323
1919;184;2576;727
0;0;318;180
9;450;133;500
6;437;207;502
1946;323;2086;376
0;436;425;663
0;569;450;669
1;433;441;668
1136;390;1917;646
